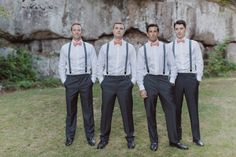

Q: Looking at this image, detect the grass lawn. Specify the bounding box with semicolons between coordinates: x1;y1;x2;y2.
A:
0;77;236;157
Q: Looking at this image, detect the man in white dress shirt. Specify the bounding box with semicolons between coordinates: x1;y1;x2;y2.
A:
58;23;97;146
137;24;188;151
96;22;136;149
171;20;204;146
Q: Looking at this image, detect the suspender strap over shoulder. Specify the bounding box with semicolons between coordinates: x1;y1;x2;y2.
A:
68;42;88;74
189;40;192;72
124;42;129;75
83;42;88;73
106;43;109;75
163;44;166;74
172;40;193;72
106;42;129;75
144;44;149;73
144;43;166;74
68;42;72;74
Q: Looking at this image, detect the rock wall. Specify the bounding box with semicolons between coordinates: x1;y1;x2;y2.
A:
0;0;236;77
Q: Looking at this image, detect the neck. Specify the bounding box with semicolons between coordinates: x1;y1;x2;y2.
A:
149;39;159;43
114;37;122;40
177;37;185;40
73;38;81;41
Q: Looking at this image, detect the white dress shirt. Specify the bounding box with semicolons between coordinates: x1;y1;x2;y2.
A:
97;39;136;84
169;38;204;81
137;41;177;91
58;40;97;83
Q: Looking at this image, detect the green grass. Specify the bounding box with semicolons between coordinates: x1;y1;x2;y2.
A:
0;78;236;157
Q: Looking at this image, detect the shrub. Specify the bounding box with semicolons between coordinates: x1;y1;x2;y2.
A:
211;0;236;6
0;48;62;90
217;0;233;5
16;80;34;89
0;48;37;82
204;40;236;77
39;77;61;88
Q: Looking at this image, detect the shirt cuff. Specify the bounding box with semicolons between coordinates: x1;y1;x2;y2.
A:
139;85;145;91
169;77;175;84
197;75;202;82
131;78;136;85
98;77;104;84
61;77;66;84
91;77;96;83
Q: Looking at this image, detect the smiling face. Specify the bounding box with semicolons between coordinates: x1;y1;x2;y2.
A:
174;24;186;39
71;24;82;40
147;26;159;42
113;23;125;39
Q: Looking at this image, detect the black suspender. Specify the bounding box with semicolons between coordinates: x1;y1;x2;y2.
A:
83;42;88;73
106;42;129;75
172;40;192;72
163;44;166;74
106;43;109;75
189;40;192;72
144;44;149;73
124;42;129;75
143;43;166;74
68;42;72;74
68;42;88;74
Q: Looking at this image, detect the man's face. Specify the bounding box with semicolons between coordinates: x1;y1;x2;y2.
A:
174;24;186;39
113;24;125;39
71;24;82;40
147;26;159;42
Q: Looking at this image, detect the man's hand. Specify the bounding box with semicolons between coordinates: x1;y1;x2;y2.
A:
140;90;148;99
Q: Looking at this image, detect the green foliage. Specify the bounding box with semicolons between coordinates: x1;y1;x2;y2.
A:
38;77;61;88
2;77;61;90
214;0;235;5
204;40;236;77
16;80;34;89
0;48;61;90
0;48;37;82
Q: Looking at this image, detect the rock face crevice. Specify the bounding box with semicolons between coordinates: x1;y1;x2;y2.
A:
1;0;236;77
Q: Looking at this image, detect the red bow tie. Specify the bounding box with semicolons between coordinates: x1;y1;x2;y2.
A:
150;41;159;47
177;39;185;44
73;40;82;46
114;39;122;46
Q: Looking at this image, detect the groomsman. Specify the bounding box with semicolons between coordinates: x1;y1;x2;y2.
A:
58;23;97;146
97;22;136;149
171;20;204;146
137;23;188;151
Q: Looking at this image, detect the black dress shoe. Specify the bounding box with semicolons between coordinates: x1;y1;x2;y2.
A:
150;143;158;151
88;137;96;146
169;142;188;150
97;140;108;149
193;139;204;146
127;140;135;149
65;138;73;146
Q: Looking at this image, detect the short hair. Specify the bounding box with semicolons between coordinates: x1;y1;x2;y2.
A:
113;22;125;29
146;24;159;32
71;23;81;31
174;20;186;28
